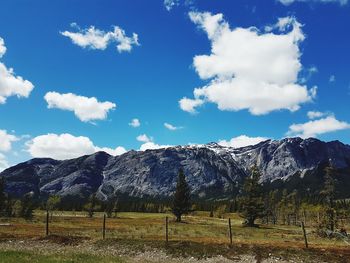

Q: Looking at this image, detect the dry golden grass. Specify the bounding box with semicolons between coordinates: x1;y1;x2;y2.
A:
0;210;349;251
0;211;349;262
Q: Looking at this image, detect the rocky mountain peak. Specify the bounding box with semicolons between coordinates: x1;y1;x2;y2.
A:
1;137;350;200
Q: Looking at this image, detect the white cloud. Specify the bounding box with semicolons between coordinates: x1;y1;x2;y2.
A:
278;0;348;6
0;129;18;152
287;116;350;138
44;92;116;122
0;37;6;58
95;146;127;156
0;130;32;171
0;37;34;104
164;122;182;131
164;0;179;11
180;12;316;115
329;75;336;82
136;133;172;151
0;63;34;104
218;135;269;148
136;134;152;143
179;97;204;113
129;118;141;128
139;142;172;151
60;24;139;53
0;129;18;172
26;133;126;160
307;111;328;119
113;27;140;53
0;153;9;172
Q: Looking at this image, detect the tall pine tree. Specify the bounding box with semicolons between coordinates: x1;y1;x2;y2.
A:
240;166;265;227
320;166;337;232
172;169;191;222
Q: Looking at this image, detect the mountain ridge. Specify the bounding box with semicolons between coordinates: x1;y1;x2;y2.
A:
1;137;350;201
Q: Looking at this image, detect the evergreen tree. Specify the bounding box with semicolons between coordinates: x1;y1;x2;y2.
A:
319;166;337;232
289;190;301;225
240;166;265;227
172;169;191;222
0;177;6;216
4;195;13;217
20;192;35;220
279;189;289;225
268;190;279;225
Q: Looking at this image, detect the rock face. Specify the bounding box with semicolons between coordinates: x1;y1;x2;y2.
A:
1;137;350;200
97;146;244;200
231;138;350;181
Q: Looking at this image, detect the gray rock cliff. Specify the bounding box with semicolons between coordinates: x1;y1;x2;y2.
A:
1;138;349;200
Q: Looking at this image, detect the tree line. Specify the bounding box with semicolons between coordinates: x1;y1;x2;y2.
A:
0;165;349;236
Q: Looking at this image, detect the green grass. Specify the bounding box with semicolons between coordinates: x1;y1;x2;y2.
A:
0;250;125;263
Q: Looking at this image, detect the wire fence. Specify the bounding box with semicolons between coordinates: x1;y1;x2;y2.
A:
1;211;350;249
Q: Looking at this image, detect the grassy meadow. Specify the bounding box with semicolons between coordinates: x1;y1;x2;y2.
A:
0;211;349;262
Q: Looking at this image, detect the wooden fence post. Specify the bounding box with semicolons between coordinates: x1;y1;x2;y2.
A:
301;221;308;248
45;210;49;236
228;218;233;245
165;216;169;243
102;213;106;240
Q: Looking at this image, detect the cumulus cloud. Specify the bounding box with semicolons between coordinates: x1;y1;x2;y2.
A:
136;133;172;151
95;146;127;156
136;134;152;143
278;0;348;6
218;135;269;148
164;122;183;131
164;0;179;11
307;111;328;119
180;12;316;115
287;116;350;138
179;97;204;113
44;92;116;122
60;23;139;53
0;37;34;104
0;129;18;172
0;64;34;104
0;129;18;152
26;133;126;160
129;118;141;128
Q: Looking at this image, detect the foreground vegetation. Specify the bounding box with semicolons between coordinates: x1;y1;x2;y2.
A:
0;211;349;262
0;250;125;263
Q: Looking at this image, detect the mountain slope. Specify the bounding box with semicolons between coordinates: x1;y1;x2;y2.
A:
1;137;350;200
230;137;350;181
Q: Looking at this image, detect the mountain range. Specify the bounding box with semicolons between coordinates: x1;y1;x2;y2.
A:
1;137;350;201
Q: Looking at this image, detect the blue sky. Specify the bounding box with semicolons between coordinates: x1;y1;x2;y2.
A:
0;0;349;169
